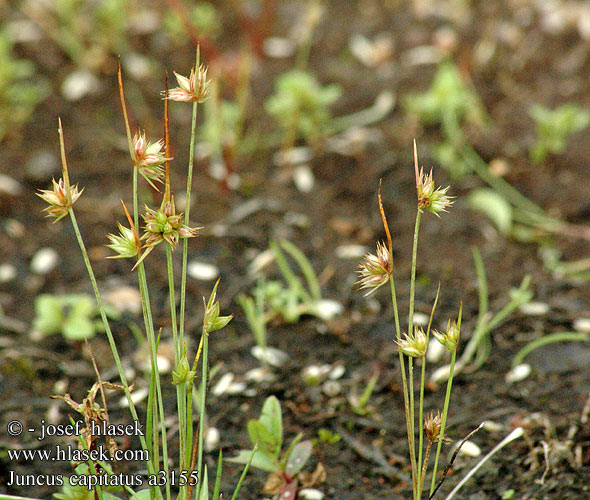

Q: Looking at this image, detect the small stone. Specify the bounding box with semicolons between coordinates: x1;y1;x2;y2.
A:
0;264;16;283
298;489;324;500
573;318;590;333
263;37;296;58
519;302;549;316
248;249;275;276
301;364;331;386
413;312;429;327
212;373;235;396
456;440;481;457
123;53;153;80
273;147;312;167
25;150;59;181
293;165;315;193
61;70;101;101
244;367;275;383
204;427;220;452
119;387;148;407
335;244;368;259
482;420;504;432
251;346;289;367
505;363;531;384
30;247;59;274
329;364;345;380
322;380;341;397
426;338;446;363
188;261;219;281
313;300;343;321
104;286;142;316
0;175;23;197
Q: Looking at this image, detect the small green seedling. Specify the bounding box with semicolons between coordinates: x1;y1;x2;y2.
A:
32;293;119;341
348;372;379;416
529;103;590;164
317;428;341;444
238;240;340;355
0;29;49;141
265;70;341;147
229;396;318;500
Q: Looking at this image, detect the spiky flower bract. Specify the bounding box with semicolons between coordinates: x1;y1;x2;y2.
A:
356;241;393;295
142;197;200;250
413;140;454;216
132;131;170;188
106;223;141;259
37;178;83;222
164;65;210;103
424;410;443;443
396;327;428;358
432;318;460;352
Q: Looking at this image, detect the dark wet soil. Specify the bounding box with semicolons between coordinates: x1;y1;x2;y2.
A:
1;1;590;499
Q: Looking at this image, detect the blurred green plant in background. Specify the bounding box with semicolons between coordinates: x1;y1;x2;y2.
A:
0;28;49;142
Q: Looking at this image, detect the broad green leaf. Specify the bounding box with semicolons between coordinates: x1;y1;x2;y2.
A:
227;449;276;473
259;396;283;452
63;314;96;340
247;420;280;459
129;489;152;500
467;188;513;235
285;440;312;477
33;294;63;335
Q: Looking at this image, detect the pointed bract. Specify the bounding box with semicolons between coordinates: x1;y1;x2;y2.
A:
37;178;83;222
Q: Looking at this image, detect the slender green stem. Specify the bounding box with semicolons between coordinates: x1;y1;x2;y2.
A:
166;244;188;500
137;263;170;500
429;350;456;496
417;355;427;499
196;330;209;499
407;209;422;496
390;276;416;498
68;210;162;500
179;47;201;354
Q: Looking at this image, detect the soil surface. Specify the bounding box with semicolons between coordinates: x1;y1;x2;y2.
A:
1;1;590;499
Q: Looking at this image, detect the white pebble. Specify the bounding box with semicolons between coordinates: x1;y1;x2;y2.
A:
293;165;315;193
426;338;446;363
413;312;429;327
61;70;100;101
481;420;504;433
251;346;289;367
301;364;331;385
30;247;59;274
329;364;346;380
573;318;590;333
244;367;275;383
322;380;341;397
104;286;142;316
188;261;219;281
313;299;343;321
0;174;23;196
456;440;481;457
204;427;220;452
212;373;235;396
298;489;325;500
263;37;296;58
0;264;16;283
273;147;312;167
119;387;148;407
519;302;549;316
335;244;369;259
505;363;531;384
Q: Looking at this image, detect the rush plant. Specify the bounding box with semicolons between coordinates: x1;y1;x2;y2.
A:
358;142;459;499
35;47;254;500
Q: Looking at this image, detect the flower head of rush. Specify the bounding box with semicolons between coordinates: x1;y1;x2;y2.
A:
106;200;141;260
396;327;428;358
356;241;393;295
37;178;83;222
142;196;200;250
37;118;83;222
132;131;171;188
164;65;211;103
413;139;454;216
